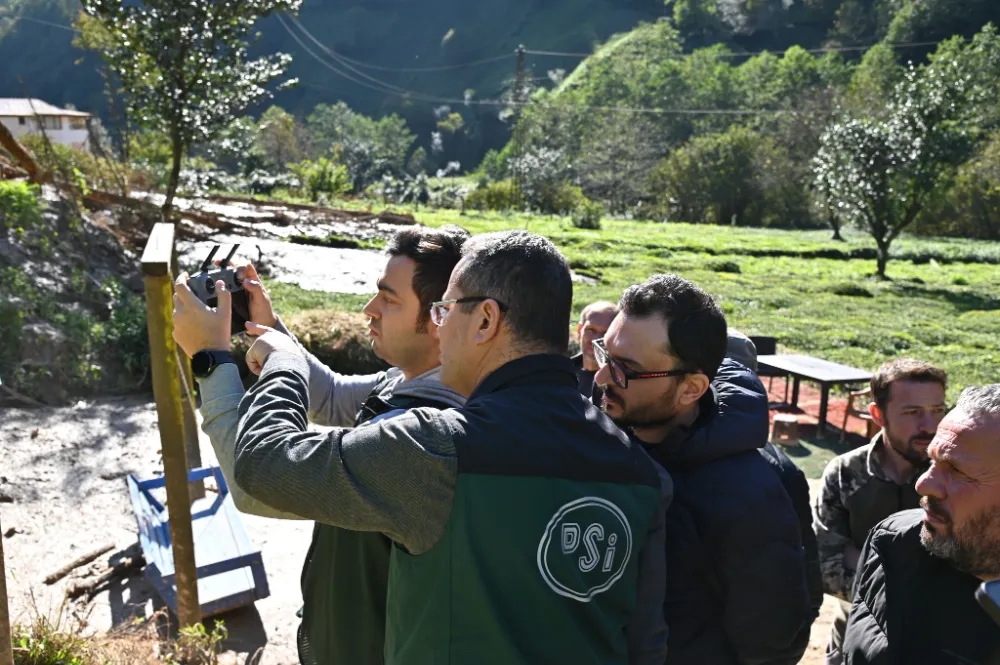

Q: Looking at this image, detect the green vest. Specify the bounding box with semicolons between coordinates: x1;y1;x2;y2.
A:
385;471;660;665
297;385;450;665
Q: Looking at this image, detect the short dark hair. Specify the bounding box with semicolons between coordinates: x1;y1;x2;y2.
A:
871;358;947;411
455;230;572;353
618;274;728;381
386;225;469;331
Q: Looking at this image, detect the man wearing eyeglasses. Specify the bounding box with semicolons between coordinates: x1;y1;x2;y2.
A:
230;230;672;665
593;274;812;665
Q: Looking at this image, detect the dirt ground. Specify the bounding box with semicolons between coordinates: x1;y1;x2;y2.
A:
1;394;839;665
0;397;310;664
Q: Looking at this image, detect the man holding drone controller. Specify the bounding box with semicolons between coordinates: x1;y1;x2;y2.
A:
172;226;470;665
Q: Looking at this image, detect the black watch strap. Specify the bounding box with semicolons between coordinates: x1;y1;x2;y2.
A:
192;349;235;379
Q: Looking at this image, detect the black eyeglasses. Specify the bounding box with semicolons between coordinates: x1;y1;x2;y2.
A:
592;339;694;390
430;296;508;326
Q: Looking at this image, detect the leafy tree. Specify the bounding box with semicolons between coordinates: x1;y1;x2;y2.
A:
574;112;664;213
80;0;301;216
813;34;995;277
256;106;303;170
915;131;1000;240
306;102;415;191
203;116;264;175
844;42;903;114
653;127;765;226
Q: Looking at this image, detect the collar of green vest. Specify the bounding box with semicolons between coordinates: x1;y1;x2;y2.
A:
469;353;578;401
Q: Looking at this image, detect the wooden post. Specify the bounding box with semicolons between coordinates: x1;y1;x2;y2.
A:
170;244;205;501
0;514;14;665
141;222;201;629
179;353;205;500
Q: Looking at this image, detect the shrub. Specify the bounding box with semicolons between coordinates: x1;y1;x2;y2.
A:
465;180;519;211
537;181;586;215
289;158;351;201
0;180;42;231
830;282;874;297
21;134;124;193
571;199;604;229
709;259;742;273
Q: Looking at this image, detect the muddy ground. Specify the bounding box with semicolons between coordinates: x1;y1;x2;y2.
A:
1;395;835;665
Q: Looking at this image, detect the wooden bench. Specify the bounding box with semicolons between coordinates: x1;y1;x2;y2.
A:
127;466;270;618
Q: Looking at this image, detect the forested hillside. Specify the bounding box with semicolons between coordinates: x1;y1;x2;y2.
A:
2;0;999;164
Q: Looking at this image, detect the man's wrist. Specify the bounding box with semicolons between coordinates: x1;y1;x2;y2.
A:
192;349;236;379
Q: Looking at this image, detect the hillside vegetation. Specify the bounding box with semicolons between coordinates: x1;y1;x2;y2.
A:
3;0;1000;166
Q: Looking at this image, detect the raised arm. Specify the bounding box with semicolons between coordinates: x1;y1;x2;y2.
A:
233;348;458;554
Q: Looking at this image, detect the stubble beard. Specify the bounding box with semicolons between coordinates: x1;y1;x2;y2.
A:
921;501;1000;579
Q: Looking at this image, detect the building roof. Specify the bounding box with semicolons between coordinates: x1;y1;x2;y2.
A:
0;98;91;118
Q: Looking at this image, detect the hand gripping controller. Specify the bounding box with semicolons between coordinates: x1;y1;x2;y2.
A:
186;244;252;336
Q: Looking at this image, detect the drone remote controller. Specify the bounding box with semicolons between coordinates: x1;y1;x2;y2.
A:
186;244;252;336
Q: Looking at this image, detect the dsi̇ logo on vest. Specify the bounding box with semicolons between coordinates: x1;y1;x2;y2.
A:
536;497;633;602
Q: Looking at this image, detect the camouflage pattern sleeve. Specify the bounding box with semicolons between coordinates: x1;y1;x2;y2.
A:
813;456;854;600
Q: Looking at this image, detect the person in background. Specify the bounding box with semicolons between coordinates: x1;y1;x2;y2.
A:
172;226;470;665
230;231;672;665
844;385;1000;665
725;332;824;624
595;274;812;665
572;300;619;396
814;358;947;665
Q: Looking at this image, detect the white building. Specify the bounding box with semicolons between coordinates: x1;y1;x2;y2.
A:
0;98;91;153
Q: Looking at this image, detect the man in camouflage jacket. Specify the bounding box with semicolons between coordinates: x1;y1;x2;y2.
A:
813;359;948;665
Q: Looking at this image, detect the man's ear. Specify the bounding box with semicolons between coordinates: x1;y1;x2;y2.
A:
679;373;711;407
869;402;886;430
473;300;505;346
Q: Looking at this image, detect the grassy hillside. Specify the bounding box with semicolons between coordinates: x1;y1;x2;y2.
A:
266;206;999;476
272;205;1000;403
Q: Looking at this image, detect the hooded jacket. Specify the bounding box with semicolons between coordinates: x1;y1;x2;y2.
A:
643;358;813;665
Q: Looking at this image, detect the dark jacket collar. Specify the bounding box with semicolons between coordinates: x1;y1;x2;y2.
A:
645;358;771;466
469;353;578;401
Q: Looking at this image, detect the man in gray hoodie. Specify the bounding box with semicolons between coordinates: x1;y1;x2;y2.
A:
172;226;469;665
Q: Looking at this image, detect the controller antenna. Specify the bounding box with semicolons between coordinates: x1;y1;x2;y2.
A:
220;244;241;268
199;245;220;273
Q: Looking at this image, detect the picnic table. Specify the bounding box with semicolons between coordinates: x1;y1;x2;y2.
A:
758;354;872;437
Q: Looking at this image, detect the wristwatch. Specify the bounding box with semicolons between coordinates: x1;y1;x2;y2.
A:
191;350;235;379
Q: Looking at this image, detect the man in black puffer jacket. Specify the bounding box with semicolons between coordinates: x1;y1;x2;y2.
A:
724;333;825;619
594;274;813;665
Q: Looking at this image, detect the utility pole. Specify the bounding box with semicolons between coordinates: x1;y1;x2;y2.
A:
512;44;526;211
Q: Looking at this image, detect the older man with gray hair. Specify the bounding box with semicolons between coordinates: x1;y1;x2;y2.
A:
843;383;1000;665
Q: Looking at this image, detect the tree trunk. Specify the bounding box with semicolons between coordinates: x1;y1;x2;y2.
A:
163;132;184;220
0;120;48;183
875;241;891;279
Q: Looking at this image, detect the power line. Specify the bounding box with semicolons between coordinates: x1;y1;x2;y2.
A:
283;15;784;117
329;50;513;73
2;15;81;33
523;39;943;60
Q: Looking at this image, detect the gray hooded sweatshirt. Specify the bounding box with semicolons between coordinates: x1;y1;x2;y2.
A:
196;318;466;520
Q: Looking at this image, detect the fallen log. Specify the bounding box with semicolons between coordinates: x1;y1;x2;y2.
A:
44;543;115;585
0;121;49;184
205;193;376;219
65;544;144;601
